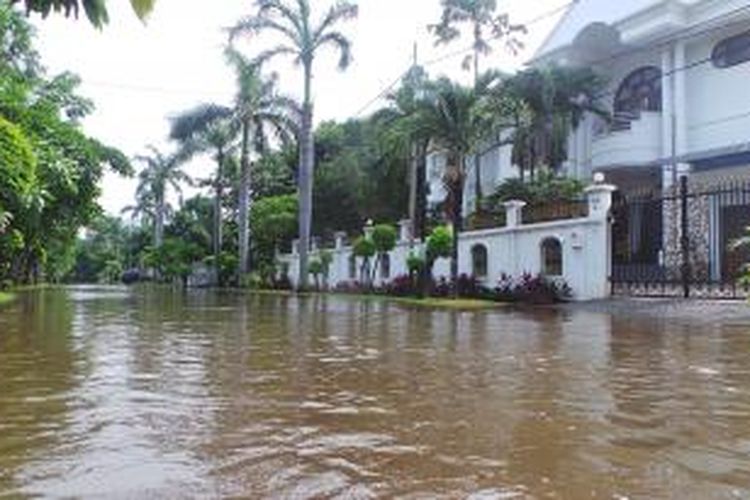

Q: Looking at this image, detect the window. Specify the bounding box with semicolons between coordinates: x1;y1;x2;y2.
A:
541;238;563;277
614;66;662;115
712;31;750;68
380;254;391;279
471;244;488;278
348;254;357;279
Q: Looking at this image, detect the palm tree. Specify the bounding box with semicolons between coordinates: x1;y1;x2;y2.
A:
430;0;524;210
170;104;238;279
373;65;430;243
224;47;296;279
414;74;501;292
505;66;606;181
130;146;191;249
230;0;358;290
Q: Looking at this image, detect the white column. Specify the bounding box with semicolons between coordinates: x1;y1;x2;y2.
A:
662;47;675;190
503;200;527;228
674;40;690;177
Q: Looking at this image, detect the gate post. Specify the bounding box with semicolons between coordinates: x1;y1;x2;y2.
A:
680;175;691;298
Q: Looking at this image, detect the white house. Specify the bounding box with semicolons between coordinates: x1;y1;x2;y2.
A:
427;0;750;199
425;0;750;285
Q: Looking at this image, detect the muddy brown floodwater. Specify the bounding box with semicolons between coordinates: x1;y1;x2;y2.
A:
1;287;750;498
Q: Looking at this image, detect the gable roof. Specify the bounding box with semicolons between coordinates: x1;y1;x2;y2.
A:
535;0;664;59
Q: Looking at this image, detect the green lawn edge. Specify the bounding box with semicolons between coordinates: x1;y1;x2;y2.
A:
246;288;503;310
0;291;17;307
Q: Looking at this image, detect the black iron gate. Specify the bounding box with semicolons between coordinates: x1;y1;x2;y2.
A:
610;176;750;299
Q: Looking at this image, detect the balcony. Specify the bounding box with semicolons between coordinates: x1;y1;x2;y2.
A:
591;111;663;170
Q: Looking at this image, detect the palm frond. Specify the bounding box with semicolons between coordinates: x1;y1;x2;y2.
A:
315;31;352;70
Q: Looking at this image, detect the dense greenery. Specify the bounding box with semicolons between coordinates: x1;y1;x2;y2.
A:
0;2;131;286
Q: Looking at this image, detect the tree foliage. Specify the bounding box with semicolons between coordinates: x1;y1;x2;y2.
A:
0;4;130;284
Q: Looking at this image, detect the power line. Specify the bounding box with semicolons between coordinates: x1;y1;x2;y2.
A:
352;0;577;117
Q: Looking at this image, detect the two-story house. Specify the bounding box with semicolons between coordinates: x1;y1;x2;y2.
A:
428;0;750;283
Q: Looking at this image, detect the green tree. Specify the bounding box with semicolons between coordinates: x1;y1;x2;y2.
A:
430;0;524;207
231;0;358;290
224;47;296;280
505;66;606;180
371;224;397;281
132;146;191;249
249;194;297;273
373;66;430;241
0;3;131;284
352;234;376;287
170;104;238;278
413;74;500;288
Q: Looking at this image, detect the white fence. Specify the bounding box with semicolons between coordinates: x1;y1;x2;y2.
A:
279;183;616;301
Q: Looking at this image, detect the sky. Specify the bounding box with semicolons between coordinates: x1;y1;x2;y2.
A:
30;0;568;215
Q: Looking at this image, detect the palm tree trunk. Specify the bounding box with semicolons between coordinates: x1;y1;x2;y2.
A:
155;195;164;248
450;158;465;298
297;60;315;291
408;141;418;247
416;141;428;240
472;46;483;211
214;151;224;283
238;120;251;280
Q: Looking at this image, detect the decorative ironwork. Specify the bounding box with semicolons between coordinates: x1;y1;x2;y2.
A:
610;176;750;299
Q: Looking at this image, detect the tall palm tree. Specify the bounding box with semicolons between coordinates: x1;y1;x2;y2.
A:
373;65;430;243
225;47;296;279
170;104;238;278
505;66;606;181
414;74;501;292
130;146;191;249
230;0;358;290
430;0;524;210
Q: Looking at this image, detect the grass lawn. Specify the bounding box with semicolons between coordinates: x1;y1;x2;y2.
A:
0;291;16;307
247;288;503;310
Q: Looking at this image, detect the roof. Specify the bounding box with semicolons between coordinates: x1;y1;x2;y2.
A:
535;0;665;58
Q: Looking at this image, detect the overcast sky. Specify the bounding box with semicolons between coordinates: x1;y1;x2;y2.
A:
31;0;567;215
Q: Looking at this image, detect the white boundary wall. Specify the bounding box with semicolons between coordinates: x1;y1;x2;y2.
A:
279;184;616;301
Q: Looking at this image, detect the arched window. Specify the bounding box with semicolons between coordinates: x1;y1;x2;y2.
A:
471;244;488;278
348;254;357;279
541;238;563;277
614;66;662;115
380;254;391;279
712;31;750;68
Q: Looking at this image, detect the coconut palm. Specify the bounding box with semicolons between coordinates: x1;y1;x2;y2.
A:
430;0;524;209
505;66;606;181
170;104;238;278
230;0;358;290
129;146;191;249
413;74;501;292
224;47;297;279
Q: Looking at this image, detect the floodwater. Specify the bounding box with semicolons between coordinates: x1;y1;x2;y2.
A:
1;287;749;499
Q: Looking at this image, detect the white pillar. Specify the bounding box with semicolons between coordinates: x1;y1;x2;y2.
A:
292;239;299;255
398;219;412;243
503;200;527;228
662;47;675;190
585;183;617;220
674;40;690;178
334;231;347;250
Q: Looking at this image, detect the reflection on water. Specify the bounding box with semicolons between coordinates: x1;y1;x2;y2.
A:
1;286;749;498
